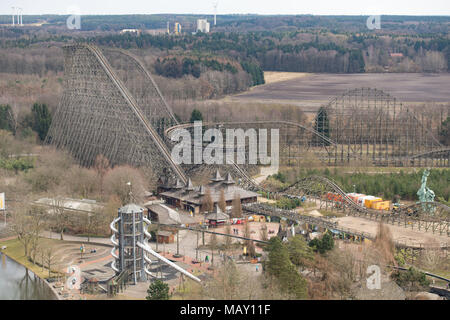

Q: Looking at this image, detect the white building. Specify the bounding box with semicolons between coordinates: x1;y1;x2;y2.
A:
120;29;142;35
197;19;210;33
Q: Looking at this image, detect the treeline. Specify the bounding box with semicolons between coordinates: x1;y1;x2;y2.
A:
0;47;64;75
92;31;450;73
241;61;265;85
1;14;448;34
91;32;366;73
154;56;238;79
272;168;450;202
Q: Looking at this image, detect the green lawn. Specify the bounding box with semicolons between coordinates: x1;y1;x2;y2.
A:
0;238;64;279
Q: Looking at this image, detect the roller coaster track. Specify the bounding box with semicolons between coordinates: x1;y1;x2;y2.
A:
240;173;450;237
281;175;374;215
410;147;450;159
110;48;178;124
165;120;337;147
86;45;187;184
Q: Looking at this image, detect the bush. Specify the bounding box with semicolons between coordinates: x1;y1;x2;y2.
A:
391;267;430;291
146;279;170;300
309;233;334;254
190;109;203;122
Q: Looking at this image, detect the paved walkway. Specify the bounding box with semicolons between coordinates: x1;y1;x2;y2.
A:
41;231;111;245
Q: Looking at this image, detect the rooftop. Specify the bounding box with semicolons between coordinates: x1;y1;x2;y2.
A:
119;203;145;213
34;197;104;213
160;171;258;206
147;203;196;225
205;206;230;221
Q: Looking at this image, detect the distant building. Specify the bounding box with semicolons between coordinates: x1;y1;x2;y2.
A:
34;197;103;213
145;29;167;35
147;203;196;226
120;29;142;35
174;22;182;35
158;170;258;215
205;206;230;227
157;231;175;244
390;53;404;58
197;19;210;33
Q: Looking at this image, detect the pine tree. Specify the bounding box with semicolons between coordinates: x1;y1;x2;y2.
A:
264;237;308;299
313;106;330;146
31;103;52;141
218;189;227;212
146;279;170;300
190;109;203;123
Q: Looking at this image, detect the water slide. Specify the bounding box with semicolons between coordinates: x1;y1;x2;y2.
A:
136;241;201;283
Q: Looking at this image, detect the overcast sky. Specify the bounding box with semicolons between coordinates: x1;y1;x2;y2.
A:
1;0;449;16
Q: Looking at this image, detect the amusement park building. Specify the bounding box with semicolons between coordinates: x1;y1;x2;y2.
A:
158;170;258;215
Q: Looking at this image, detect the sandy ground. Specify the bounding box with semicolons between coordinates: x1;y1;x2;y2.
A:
334;216;449;247
253;165;279;184
305;209;323;217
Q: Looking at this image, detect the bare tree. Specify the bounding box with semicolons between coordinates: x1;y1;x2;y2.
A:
43;247;57;278
94;154;110;199
11;205;46;258
231;193;242;219
201;188;214;214
209;233;218;267
51;198;70;241
104;165;148;205
224;224;233;255
260;222;268;242
103;195;122;235
218;189;226;212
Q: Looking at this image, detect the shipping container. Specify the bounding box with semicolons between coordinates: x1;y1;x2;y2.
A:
372;200;391;211
346;193;365;203
365;197;382;208
358;195;376;207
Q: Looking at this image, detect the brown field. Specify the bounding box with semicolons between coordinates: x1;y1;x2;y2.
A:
263;72;309;84
231;73;450;111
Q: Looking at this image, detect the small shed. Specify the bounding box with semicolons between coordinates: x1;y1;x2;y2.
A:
205;206;230;227
157;230;175;244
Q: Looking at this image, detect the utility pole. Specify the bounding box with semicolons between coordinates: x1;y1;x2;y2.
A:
175;229;181;257
196;231;199;261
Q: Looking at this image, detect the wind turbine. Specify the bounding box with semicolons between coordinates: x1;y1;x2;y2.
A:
213;1;218;26
18;8;23;26
11;7;15;26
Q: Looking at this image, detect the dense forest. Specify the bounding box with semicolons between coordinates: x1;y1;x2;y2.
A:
0;14;448;74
